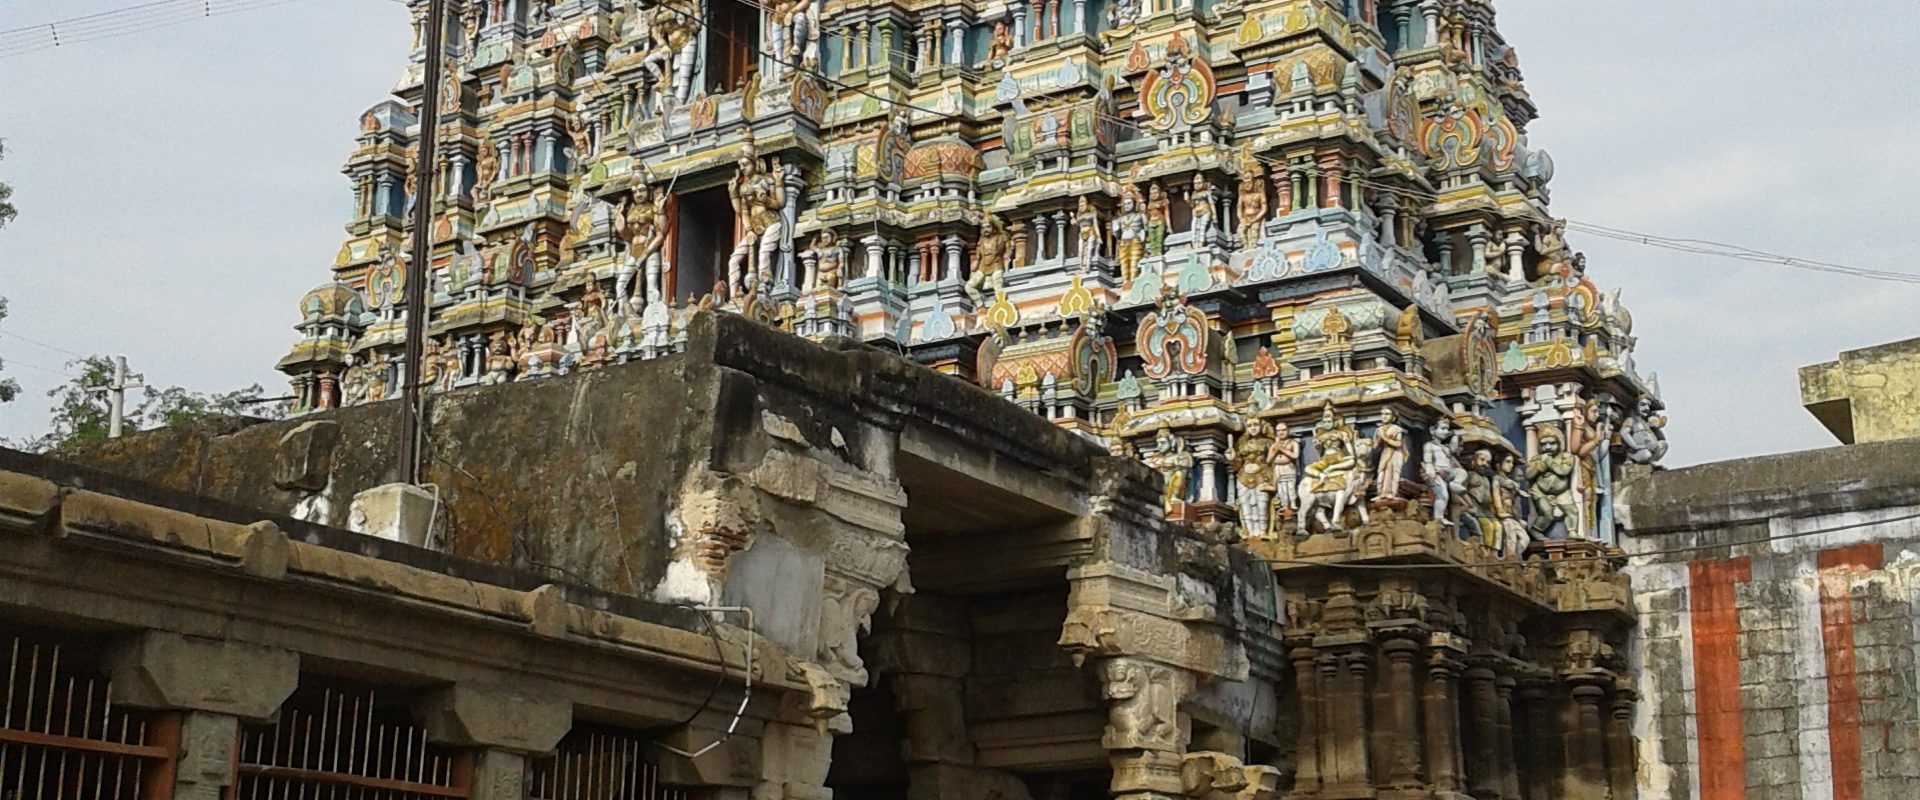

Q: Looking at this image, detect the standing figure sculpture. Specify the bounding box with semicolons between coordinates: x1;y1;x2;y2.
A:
764;0;818;83
1148;427;1193;513
1297;426;1362;535
1373;408;1408;500
1111;186;1148;285
1190;174;1216;248
641;0;700;111
473;135;499;203
966;215;1013;307
1492;453;1530;556
1229;419;1279;538
1074;196;1103;274
1269;423;1300;514
1526;428;1578;538
617;184;668;312
726;132;787;299
1236;161;1267;247
1423;417;1470;524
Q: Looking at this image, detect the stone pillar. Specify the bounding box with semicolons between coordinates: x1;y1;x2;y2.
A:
1423;648;1465;795
851;22;868;70
1518;681;1558;800
1437;237;1456;276
1320;156;1343;209
1496;676;1522;800
1052;210;1070;261
1378;198;1401;248
864;235;885;283
947;20;966;66
1463;666;1501;798
1468;226;1490;276
1034;216;1050;262
1012;220;1031;267
1393;7;1413;52
1014;1;1029;47
943;235;964;283
1100;658;1190;800
1420;1;1440;47
1505;229;1527;282
1566;684;1609;800
417;683;573;800
1071;0;1086;34
1319;646;1372;794
1605;691;1636;800
1377;637;1424;789
108;632;300;800
1289;646;1324;795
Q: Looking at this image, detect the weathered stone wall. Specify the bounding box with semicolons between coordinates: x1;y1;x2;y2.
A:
1620;439;1920;800
1800;335;1920;444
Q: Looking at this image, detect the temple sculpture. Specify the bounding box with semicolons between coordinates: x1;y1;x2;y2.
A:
273;3;1660;797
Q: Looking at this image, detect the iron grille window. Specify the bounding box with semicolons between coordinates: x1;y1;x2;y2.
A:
0;635;175;800
526;728;701;800
234;684;469;799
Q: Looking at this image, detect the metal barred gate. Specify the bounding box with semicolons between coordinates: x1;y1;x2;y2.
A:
0;636;178;800
525;729;696;800
232;686;470;800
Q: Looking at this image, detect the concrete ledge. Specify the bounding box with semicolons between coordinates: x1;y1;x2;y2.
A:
1619;436;1920;533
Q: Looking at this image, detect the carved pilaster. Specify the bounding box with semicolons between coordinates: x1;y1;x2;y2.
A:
1494;675;1521;800
1101;657;1191;799
1517;680;1558;800
1605;688;1636;800
1462;665;1500;798
1376;636;1424;789
1422;644;1466;796
1287;646;1323;798
1566;683;1609;800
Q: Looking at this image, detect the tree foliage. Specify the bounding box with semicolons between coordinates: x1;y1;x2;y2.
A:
0;139;15;230
16;354;286;452
0;298;17;404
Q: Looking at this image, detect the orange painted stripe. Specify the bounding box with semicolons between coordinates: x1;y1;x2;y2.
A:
1817;544;1881;800
1689;557;1750;800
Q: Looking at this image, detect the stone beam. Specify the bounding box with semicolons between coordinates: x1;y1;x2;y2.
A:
416;683;573;754
107;631;298;722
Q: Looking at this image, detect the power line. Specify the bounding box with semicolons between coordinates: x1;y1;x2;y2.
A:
0;327;89;359
0;0;306;59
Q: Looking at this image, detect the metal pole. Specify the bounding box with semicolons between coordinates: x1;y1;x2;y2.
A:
108;355;127;439
400;0;449;486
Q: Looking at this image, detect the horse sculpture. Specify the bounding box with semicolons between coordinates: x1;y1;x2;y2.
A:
1295;437;1373;535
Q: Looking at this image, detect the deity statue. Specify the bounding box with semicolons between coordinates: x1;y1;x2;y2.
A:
1526;427;1578;538
966;214;1013;307
1074;196;1103;274
420;337;447;392
341;354;370;406
1298;421;1362;535
473;136;499;203
1190;174;1216;248
1565;397;1602;537
725;132;787;299
1268;422;1299;513
641;0;700;111
1146;182;1170;255
1462;449;1499;548
568;109;593;161
1423;417;1469;524
1619;396;1669;465
1147;427;1193;513
1492;452;1530;556
1228;419;1278;538
1111;186;1149;285
764;0;818;82
617;184;669;312
483;330;517;385
805;228;844;291
988;20;1012;62
1373;408;1408;499
1236;161;1267;247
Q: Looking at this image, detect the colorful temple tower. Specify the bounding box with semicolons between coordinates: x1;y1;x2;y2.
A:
281;0;1667;546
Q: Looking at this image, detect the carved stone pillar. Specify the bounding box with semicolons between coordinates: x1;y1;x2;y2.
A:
1012;220;1031;267
1605;690;1636;800
1101;657;1190;799
1504;230;1527;282
1320;155;1343;209
1288;646;1324;796
1377;636;1424;789
1518;681;1557;800
943;235;964;283
1377;197;1401;248
1495;676;1521;800
108;633;301;800
418;684;573;800
864;236;885;283
1318;646;1372;796
1053;211;1070;261
1393;8;1413;52
1462;665;1501;798
1420;1;1439;47
1423;648;1465;795
1014;1;1029;47
946;20;966;66
1566;684;1609;800
1035;216;1050;262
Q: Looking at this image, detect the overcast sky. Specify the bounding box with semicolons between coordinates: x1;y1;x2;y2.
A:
2;1;1916;465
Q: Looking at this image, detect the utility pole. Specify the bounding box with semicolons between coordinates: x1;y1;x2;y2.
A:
103;355;145;439
399;0;449;486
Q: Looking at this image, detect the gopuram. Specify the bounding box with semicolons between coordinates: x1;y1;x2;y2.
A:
240;0;1670;798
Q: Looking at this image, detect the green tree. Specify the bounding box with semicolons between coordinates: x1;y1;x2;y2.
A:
20;356;286;452
0;139;16;229
0;298;18;404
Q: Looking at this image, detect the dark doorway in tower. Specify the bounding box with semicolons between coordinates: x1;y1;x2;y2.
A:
705;0;760;95
674;186;733;304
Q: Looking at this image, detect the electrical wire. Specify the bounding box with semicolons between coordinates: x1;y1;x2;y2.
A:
0;0;307;59
0;328;89;359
